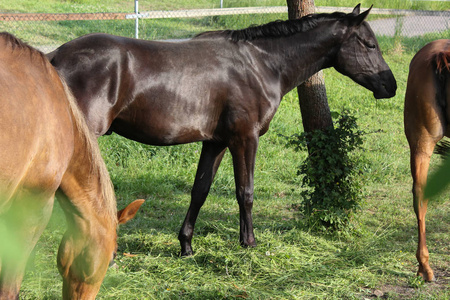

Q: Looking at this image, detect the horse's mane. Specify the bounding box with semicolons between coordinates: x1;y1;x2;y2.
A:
61;79;118;224
0;31;46;62
194;12;348;42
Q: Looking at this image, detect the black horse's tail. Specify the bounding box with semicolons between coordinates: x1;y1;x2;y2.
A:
433;42;450;156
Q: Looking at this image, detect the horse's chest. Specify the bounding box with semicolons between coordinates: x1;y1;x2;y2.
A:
221;96;279;137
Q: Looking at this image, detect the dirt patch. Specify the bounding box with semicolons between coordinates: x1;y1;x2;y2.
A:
364;268;449;299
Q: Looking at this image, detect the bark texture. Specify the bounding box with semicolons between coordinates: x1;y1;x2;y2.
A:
286;0;333;133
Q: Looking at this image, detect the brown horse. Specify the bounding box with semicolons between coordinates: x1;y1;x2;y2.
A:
0;32;144;299
404;39;450;282
48;5;397;256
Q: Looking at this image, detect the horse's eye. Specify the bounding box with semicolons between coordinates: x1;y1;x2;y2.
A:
366;42;376;49
361;39;376;49
109;251;117;267
357;36;376;50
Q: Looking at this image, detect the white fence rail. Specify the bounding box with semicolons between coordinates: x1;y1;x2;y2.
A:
125;6;449;39
0;5;448;52
129;6;449;19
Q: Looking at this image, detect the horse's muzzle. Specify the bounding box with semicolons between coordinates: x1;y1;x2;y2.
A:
373;70;397;99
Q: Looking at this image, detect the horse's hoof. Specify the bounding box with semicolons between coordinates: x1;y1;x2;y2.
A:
417;271;436;282
180;249;194;257
241;240;257;248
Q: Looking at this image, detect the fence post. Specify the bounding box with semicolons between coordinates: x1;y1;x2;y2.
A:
126;0;149;39
135;0;139;39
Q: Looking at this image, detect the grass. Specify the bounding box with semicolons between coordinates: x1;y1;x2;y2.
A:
1;1;449;299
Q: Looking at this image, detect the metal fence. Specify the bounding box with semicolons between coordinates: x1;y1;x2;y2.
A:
0;4;448;53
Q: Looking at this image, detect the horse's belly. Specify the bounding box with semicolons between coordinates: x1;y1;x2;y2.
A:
111;118;213;146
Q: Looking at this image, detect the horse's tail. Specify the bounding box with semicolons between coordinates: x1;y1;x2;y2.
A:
432;42;450;155
431;43;450;116
434;48;450;74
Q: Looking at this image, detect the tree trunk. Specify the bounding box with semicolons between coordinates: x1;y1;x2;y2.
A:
286;0;333;134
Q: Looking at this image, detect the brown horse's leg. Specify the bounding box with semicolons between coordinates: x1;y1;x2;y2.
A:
410;143;437;282
0;193;54;298
404;51;446;282
406;96;440;282
229;134;258;249
178;141;227;256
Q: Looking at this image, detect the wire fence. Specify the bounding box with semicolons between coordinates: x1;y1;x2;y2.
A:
0;4;448;53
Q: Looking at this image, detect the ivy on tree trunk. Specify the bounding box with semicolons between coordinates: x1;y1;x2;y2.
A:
285;1;364;232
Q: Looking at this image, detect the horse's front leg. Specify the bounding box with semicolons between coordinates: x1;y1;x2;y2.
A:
0;193;54;299
229;134;259;248
178;142;227;256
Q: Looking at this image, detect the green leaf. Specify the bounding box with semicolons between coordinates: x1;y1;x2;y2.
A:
424;156;450;199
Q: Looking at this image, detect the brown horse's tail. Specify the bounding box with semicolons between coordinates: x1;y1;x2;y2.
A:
431;45;450;117
433;43;450;155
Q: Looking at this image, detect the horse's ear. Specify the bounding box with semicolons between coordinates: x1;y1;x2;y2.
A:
117;199;145;224
349;5;372;26
351;3;361;15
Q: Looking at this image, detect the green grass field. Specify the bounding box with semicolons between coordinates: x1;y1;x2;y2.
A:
1;1;449;299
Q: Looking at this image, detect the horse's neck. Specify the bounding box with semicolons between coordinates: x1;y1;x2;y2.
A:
62;105;117;227
254;23;342;95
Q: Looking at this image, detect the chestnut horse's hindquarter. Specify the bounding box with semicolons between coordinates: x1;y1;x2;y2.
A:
404;39;450;282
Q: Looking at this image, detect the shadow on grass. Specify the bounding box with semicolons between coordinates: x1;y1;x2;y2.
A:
111;169;307;256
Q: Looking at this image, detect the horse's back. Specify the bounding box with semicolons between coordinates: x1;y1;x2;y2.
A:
0;33;74;209
404;39;450;141
48;33;264;141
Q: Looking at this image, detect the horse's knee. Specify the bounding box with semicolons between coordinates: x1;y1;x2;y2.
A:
237;187;254;206
244;191;254;208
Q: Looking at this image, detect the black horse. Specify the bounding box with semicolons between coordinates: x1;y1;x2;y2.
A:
48;4;396;256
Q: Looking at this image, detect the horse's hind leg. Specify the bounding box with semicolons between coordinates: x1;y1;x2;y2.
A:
0;193;54;298
178;141;227;256
405;102;442;282
404;55;447;282
409;138;437;282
